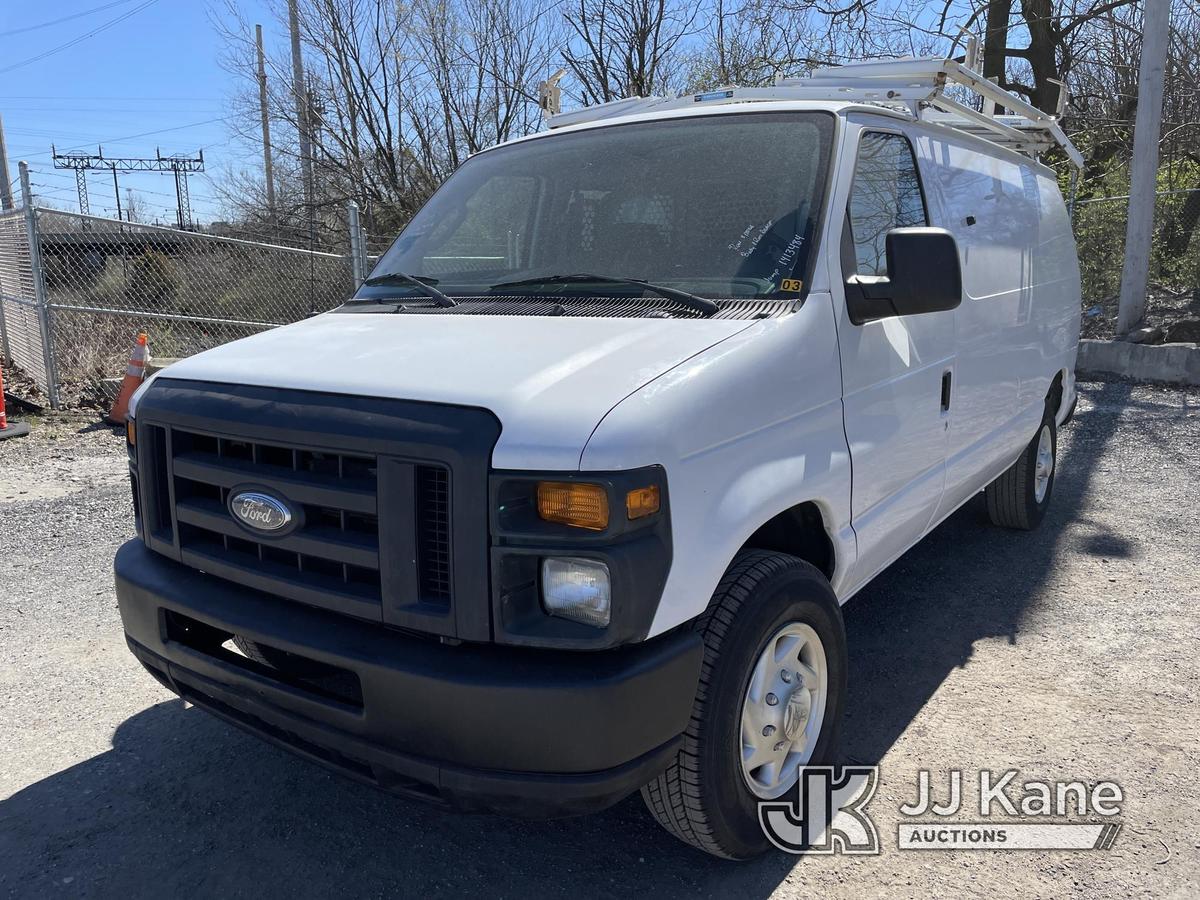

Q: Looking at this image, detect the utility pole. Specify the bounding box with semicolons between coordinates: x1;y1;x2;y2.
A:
1117;0;1171;336
0;114;14;210
256;23;277;223
111;165;123;221
287;0;315;225
173;165;190;229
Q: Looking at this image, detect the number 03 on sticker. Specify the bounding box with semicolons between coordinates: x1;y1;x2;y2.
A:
780;278;804;292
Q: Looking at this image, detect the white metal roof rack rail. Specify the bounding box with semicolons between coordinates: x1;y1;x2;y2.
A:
540;56;1084;169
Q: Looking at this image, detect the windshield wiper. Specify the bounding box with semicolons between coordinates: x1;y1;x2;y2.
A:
357;272;457;308
489;273;720;317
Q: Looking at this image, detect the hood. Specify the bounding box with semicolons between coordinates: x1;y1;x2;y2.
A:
143;311;756;469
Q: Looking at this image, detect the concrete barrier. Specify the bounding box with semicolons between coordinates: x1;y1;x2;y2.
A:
1077;339;1200;386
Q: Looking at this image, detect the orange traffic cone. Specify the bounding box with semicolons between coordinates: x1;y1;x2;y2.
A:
105;333;150;425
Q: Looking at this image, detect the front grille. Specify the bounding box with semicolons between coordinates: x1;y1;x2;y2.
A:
171;428;385;618
132;380;501;641
416;465;452;602
143;424;453;624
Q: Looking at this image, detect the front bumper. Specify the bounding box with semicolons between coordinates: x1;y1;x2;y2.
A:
115;539;702;817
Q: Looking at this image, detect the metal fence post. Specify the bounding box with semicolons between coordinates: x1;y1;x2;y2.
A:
347;200;365;287
1067;168;1079;224
19;161;60;409
0;248;10;362
0;296;9;362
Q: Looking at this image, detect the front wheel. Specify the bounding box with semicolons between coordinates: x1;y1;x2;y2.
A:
641;550;847;859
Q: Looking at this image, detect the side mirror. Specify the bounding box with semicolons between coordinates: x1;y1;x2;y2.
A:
844;226;963;325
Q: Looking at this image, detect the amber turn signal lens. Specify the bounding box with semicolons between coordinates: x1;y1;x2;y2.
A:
537;481;609;530
626;485;660;520
126;419;136;447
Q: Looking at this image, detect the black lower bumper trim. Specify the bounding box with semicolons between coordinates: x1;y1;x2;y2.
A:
115;540;701;817
129;638;683;817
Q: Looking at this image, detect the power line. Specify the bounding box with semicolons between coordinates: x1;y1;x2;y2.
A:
0;95;224;101
18;117;228;159
0;0;141;38
0;0;163;76
0;106;224;115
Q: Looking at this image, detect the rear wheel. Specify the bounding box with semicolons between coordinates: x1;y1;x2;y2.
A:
641;550;846;859
985;410;1057;530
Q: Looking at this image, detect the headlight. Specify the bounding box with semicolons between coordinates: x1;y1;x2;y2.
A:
541;557;611;627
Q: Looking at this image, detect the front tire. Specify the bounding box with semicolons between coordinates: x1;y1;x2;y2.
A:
641;550;847;859
233;637;327;676
985;410;1057;530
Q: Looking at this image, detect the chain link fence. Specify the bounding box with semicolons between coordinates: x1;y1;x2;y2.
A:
0;167;369;409
0;207;53;394
1073;188;1200;340
41;209;361;406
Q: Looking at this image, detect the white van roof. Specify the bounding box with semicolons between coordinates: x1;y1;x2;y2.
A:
537;57;1084;170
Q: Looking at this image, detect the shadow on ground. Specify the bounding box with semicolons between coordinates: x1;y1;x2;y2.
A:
0;384;1131;898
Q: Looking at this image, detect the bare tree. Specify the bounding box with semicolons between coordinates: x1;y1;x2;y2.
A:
937;0;1140;113
205;0;1199;263
683;0;828;88
214;0;560;243
123;189;149;224
562;0;701;103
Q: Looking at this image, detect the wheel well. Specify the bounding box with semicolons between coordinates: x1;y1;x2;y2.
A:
739;502;835;580
1048;370;1065;418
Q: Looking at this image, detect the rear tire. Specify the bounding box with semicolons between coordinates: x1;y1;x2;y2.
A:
985;410;1057;530
641;550;846;859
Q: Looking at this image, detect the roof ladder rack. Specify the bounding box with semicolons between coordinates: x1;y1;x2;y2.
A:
542;56;1083;169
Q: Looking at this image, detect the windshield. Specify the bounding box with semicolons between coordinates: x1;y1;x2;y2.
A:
364;111;834;302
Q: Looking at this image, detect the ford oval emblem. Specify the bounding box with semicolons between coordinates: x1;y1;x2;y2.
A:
229;490;293;533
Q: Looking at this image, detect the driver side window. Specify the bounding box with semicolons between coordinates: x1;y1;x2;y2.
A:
847;132;927;277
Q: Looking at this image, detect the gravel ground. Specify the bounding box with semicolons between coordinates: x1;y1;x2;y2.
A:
1;381;1198;899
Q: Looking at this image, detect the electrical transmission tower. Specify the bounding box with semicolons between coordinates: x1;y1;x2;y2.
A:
51;146;205;229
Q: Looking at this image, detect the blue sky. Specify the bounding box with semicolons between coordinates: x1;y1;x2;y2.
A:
1;0;278;223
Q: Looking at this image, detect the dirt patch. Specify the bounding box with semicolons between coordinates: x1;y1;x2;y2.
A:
1;359;48;410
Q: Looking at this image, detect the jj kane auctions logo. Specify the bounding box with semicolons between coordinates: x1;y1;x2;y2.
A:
758;767;1123;854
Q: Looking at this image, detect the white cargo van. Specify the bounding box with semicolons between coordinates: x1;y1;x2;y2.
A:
115;58;1082;858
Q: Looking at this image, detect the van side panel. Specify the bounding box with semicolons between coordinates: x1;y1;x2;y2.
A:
1022;172;1082;417
580;293;856;636
914;127;1081;518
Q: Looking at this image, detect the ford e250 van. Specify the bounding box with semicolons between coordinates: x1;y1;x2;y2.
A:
115;58;1082;858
